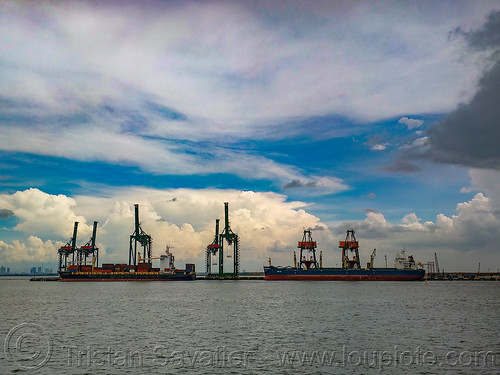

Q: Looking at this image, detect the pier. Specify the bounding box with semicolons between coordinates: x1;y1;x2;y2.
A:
426;272;500;281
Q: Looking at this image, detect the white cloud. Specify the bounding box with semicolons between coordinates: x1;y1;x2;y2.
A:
2;187;499;272
335;193;500;271
399;136;429;149
0;188;92;238
401;213;434;231
0;123;348;191
0;1;495;192
0;188;334;271
0;1;493;129
466;169;500;209
460;186;475;193
398;117;424;130
412;137;428;147
0;236;63;263
371;143;389;151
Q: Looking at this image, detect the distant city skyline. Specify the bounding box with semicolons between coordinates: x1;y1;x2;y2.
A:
1;1;499;272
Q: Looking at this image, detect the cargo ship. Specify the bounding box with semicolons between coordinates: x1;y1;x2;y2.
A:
58;205;195;281
264;229;425;281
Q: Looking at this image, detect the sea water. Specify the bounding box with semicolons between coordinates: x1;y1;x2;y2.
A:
0;279;498;374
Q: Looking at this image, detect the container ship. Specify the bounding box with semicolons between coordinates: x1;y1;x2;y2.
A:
57;205;195;281
264;229;425;281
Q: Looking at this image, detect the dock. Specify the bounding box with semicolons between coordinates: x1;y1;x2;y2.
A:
199;274;264;280
426;272;500;281
30;276;60;281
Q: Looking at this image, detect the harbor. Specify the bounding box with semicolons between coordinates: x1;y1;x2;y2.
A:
36;202;495;282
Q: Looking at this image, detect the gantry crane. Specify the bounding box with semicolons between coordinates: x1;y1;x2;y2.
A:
205;219;220;275
339;229;360;269
58;222;79;271
218;202;240;277
206;202;239;277
129;204;152;266
297;229;319;269
77;221;99;269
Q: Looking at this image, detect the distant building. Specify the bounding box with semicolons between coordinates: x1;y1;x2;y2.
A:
30;267;37;274
37;266;42;274
6;267;10;274
0;266;5;274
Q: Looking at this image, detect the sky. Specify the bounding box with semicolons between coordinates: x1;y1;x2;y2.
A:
0;0;499;273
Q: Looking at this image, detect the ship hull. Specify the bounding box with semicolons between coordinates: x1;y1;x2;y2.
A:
58;272;195;281
264;266;425;281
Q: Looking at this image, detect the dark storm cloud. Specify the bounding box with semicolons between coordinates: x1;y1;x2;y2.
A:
382;160;422;173
427;10;500;170
450;11;500;51
310;225;325;231
282;179;317;189
0;209;14;219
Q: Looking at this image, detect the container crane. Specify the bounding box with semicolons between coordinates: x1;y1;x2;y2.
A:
218;202;239;276
77;221;99;269
58;222;79;271
205;219;220;275
129;204;152;266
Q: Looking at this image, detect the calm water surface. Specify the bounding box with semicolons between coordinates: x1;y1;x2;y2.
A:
0;279;498;374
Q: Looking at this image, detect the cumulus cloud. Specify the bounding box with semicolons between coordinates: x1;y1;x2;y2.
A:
398;117;423;130
334;193;500;270
0;188;92;238
0;188;334;270
2;187;499;271
0;236;63;264
465;168;500;209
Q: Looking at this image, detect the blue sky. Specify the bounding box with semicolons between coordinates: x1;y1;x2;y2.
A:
1;0;499;272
